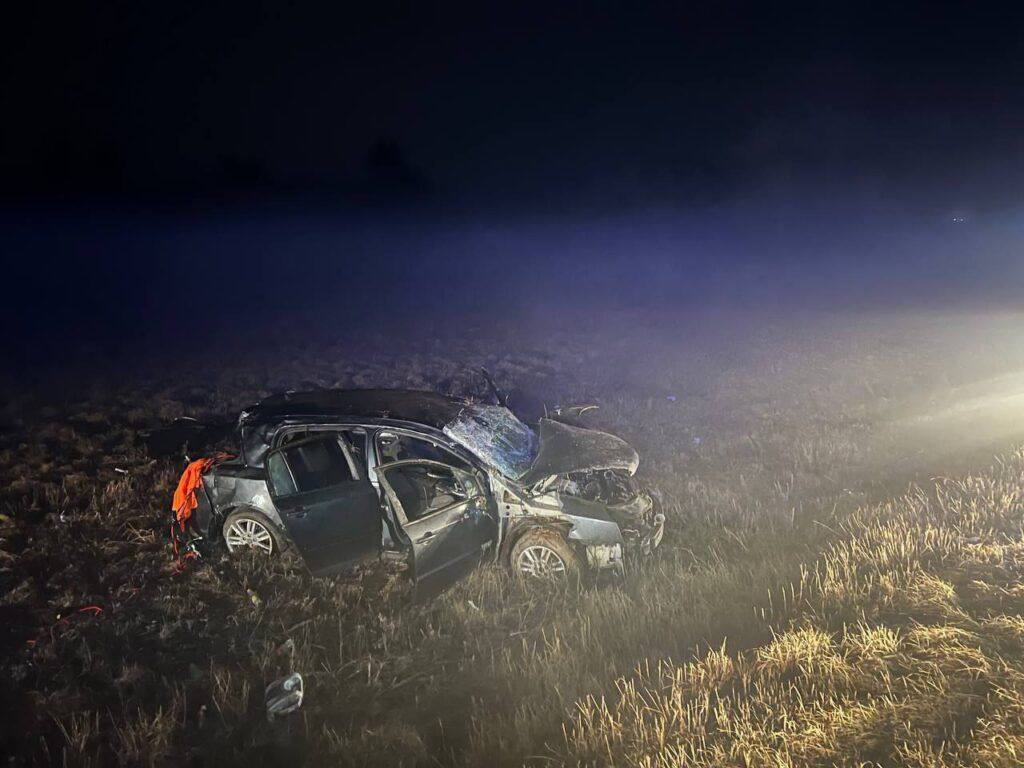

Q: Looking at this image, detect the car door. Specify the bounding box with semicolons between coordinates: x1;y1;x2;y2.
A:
266;434;382;576
375;459;494;586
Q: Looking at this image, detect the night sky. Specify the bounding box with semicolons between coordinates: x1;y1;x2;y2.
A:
6;2;1023;205
3;3;1024;363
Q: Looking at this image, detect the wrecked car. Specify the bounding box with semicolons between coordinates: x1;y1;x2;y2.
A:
184;389;664;585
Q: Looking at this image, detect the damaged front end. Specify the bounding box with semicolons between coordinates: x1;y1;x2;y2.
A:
447;407;666;570
548;469;665;556
516;417;665;559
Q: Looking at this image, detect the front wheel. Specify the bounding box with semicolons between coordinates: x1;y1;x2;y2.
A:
510;529;580;581
223;509;283;556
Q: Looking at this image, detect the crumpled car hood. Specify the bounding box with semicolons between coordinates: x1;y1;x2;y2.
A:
516;417;639;487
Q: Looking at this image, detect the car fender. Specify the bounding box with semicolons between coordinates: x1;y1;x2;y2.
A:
499;516;573;564
205;474;285;531
556;494;627;547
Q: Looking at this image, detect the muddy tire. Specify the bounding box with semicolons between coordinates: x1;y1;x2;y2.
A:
223;509;284;556
510;528;580;581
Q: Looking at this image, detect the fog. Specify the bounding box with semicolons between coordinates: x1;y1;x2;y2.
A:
5;192;1022;371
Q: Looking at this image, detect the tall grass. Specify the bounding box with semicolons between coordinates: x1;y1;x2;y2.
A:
556;449;1024;767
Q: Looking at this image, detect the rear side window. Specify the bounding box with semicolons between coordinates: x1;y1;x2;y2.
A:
267;452;297;496
270;437;354;496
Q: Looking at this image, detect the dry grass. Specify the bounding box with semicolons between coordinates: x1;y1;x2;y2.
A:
562;450;1024;766
3;308;1024;765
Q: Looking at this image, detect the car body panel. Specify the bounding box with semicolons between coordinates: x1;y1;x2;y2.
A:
517;417;639;487
382;496;488;593
272;481;382;574
376;458;495;585
266;435;383;575
202;469;281;526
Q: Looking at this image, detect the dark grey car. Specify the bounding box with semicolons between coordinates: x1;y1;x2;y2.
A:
190;390;664;585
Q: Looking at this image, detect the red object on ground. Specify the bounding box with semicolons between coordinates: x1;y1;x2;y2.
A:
25;605;105;650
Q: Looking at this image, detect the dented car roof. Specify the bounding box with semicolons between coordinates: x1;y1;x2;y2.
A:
242;389;466;429
239;389;639;484
239;389;467;468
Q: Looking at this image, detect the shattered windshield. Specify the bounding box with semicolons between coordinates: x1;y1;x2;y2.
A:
443;404;538;479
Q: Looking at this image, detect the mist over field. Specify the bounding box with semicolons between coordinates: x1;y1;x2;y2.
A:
5;190;1024;374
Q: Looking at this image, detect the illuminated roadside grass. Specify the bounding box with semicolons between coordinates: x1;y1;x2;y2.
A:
552;451;1024;767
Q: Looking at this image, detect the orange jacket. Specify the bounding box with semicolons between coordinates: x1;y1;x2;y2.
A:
171;454;231;526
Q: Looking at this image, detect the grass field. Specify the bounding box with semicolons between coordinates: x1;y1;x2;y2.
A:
3;307;1024;766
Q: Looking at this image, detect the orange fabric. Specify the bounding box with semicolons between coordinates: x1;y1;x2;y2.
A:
171;454;231;525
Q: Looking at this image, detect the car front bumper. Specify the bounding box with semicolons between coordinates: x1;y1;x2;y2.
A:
613;490;666;556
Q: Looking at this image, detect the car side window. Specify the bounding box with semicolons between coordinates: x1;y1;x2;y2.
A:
274;437;354;495
383;463;467;522
267;451;298;497
279;428;366;480
376;431;472;471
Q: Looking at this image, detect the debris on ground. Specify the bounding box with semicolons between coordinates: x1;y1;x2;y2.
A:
265;673;304;721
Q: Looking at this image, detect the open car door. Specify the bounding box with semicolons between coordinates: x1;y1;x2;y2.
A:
376;459;494;588
266;434;382;576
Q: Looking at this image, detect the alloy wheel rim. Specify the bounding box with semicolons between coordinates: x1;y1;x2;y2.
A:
517;545;567;579
226;518;274;554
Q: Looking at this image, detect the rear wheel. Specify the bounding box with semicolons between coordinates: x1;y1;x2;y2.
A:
223;509;283;556
510;529;580;581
